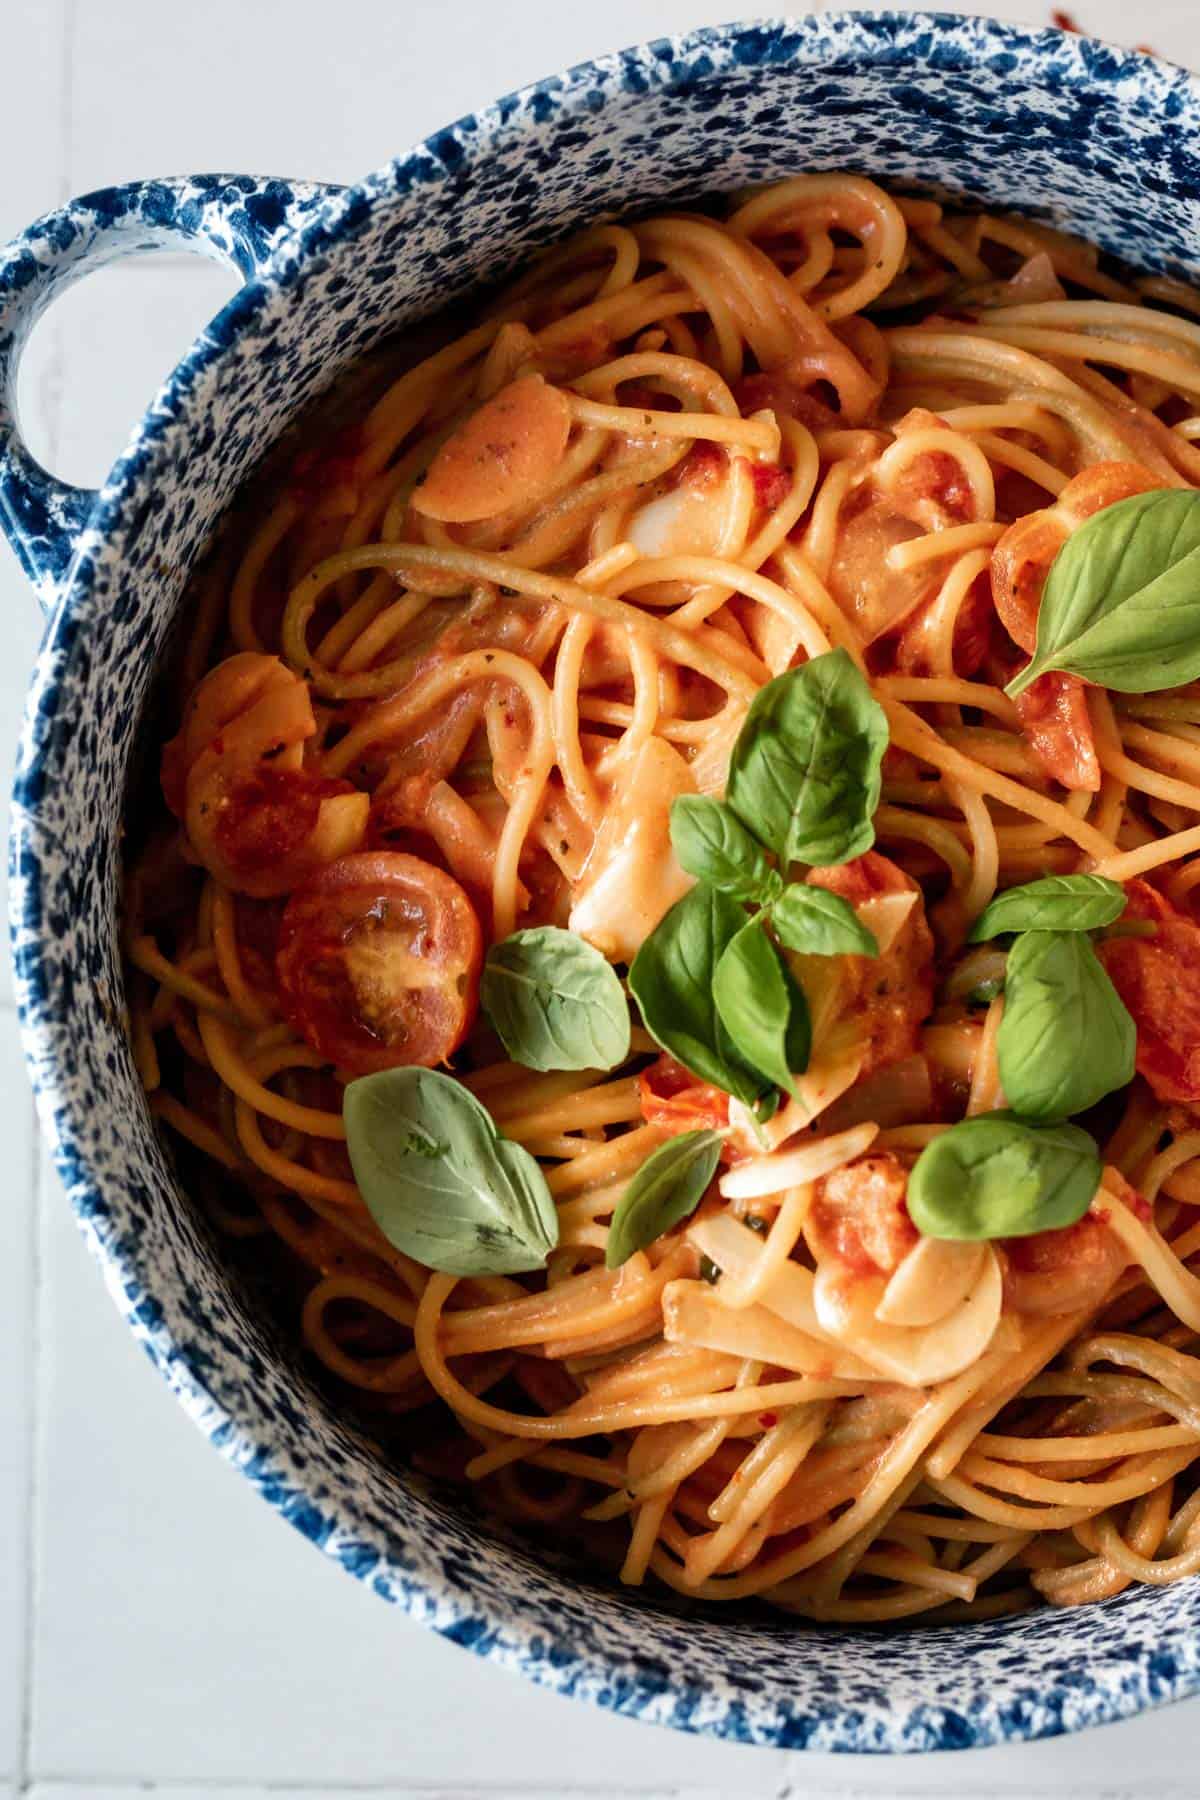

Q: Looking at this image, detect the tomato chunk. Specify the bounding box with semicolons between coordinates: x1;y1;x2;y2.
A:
1013;669;1101;793
164;652;368;897
276;852;483;1075
808;1152;917;1276
1002;1213;1125;1316
639;1055;730;1135
806;853;935;1078
1099;881;1200;1103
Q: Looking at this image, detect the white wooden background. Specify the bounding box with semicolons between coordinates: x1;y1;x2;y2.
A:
4;4;1200;1796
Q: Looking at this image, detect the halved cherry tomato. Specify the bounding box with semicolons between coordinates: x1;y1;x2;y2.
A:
189;761;368;900
162;652;313;817
991;461;1161;653
410;374;571;524
1099;881;1200;1103
276;851;482;1074
166;653;368;897
638;1054;730;1135
808;1152;917;1276
806;853;935;1078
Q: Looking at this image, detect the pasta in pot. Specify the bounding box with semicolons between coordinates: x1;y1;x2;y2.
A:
125;173;1200;1622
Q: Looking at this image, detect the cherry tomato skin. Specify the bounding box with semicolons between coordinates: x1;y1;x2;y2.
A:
187;761;368;899
276;852;483;1075
638;1055;731;1135
1013;670;1101;793
1100;881;1200;1103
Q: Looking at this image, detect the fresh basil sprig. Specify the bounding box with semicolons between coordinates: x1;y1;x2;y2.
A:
727;647;888;866
772;884;880;958
713;918;811;1098
344;1068;558;1275
1006;488;1200;697
633;649;887;1101
670;795;782;904
629;885;769;1105
481;926;630;1072
606;1129;722;1268
907;1112;1102;1241
997;929;1136;1122
968;874;1126;942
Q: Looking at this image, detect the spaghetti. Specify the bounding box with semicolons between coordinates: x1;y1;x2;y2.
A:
125;174;1200;1621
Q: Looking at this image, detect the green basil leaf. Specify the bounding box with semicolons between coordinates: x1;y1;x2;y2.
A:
344;1068;558;1276
481;926;630;1072
726;647;888;866
968;874;1126;942
907;1112;1102;1240
669;795;781;903
771;884;880;958
606;1129;723;1268
997;929;1135;1122
1006;488;1200;697
629;885;767;1104
712;918;811;1097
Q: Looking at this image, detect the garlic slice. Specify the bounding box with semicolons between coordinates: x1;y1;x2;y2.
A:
812;1245;1002;1386
856;888;917;956
874;1236;987;1328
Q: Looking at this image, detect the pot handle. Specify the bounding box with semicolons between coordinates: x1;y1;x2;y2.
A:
0;173;343;612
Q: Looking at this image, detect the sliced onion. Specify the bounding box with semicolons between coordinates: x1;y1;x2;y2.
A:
719;1121;878;1202
818;1053;934;1134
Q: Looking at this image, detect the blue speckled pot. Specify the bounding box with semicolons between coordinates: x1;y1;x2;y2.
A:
4;11;1200;1755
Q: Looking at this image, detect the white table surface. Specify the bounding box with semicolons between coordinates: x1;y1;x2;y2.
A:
5;3;1200;1795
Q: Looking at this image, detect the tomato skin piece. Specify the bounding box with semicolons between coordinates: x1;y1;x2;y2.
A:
1013;669;1101;793
746;459;792;512
275;852;482;1075
1099;881;1200;1104
638;1055;731;1136
808;1152;917;1276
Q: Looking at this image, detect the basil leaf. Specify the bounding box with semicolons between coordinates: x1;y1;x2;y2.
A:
481;926;630;1072
997;929;1135;1122
670;795;780;903
907;1112;1102;1241
606;1129;723;1268
726;647;888;866
712;918;811;1097
968;874;1126;942
344;1068;558;1276
1007;488;1200;697
629;885;767;1104
771;884;880;958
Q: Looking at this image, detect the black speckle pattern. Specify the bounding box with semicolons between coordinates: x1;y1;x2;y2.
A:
5;11;1200;1754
